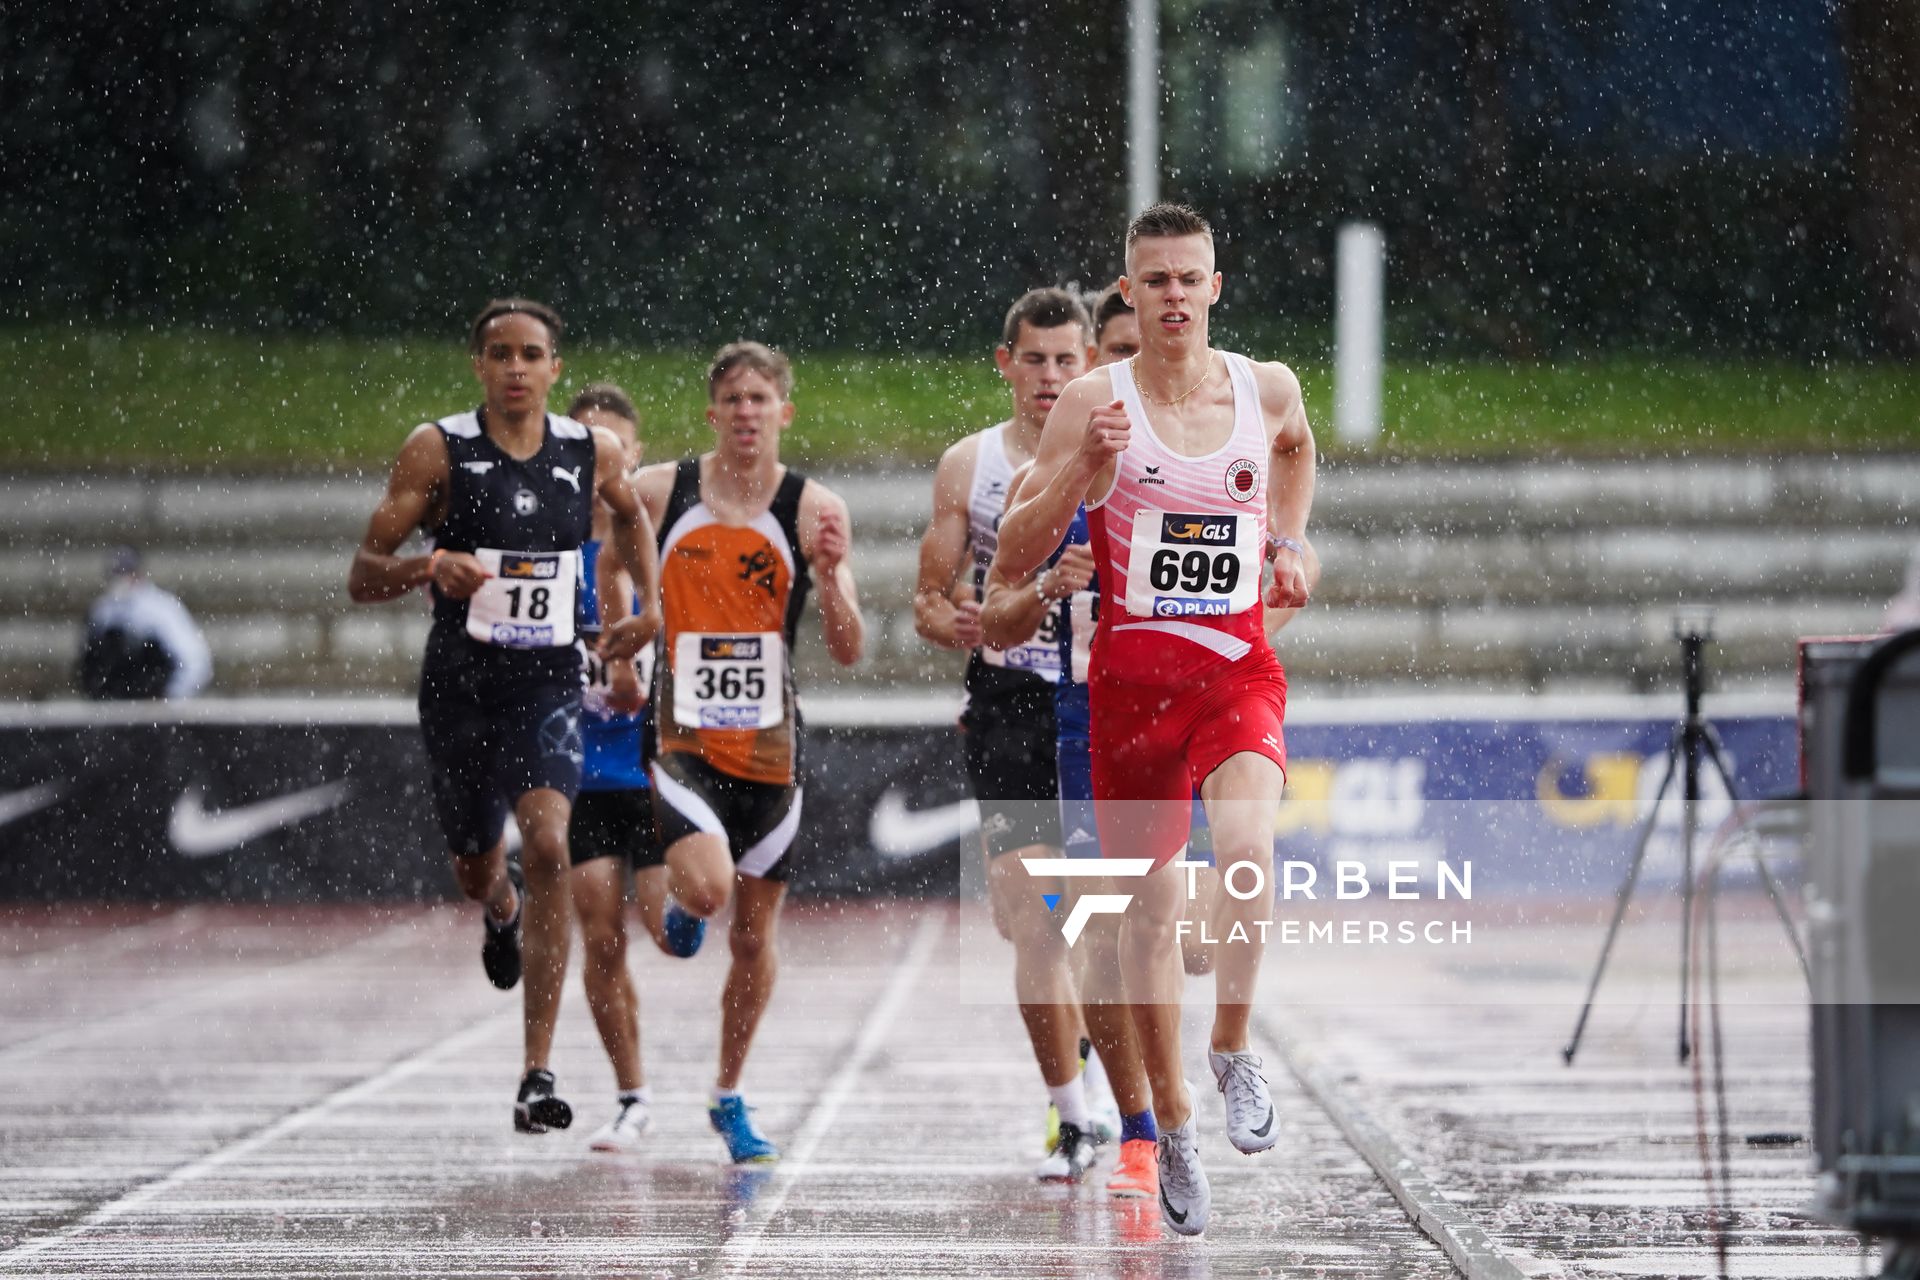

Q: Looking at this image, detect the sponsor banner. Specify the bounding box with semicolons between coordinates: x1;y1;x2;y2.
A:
0;717;969;903
1277;715;1796;894
0;706;1795;903
0;722;442;902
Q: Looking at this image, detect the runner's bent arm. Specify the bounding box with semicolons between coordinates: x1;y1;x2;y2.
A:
978;462;1047;647
1260;363;1317;610
803;482;865;668
993;376;1118;585
980;552;1092;649
592;485;645;714
591;429;662;661
348;425;476;603
979;463;1092;648
1263;537;1322;636
913;438;982;650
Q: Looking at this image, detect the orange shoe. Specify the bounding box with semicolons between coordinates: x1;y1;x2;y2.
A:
1107;1137;1158;1199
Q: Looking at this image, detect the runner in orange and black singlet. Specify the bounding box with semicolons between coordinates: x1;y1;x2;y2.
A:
649;456;812;873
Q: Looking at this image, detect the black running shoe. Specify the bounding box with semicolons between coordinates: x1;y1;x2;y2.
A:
1035;1120;1097;1181
481;860;524;991
514;1067;573;1134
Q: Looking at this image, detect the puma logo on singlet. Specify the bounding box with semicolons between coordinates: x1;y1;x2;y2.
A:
551;465;582;493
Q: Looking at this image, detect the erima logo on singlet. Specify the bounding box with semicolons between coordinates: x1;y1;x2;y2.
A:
1161;514;1236;545
700;636;762;660
1139;465;1166;486
500;555;559;579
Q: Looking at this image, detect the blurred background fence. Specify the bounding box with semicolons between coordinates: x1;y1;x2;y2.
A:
7;0;1917;358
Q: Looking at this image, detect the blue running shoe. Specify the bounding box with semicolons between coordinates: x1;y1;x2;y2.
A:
710;1096;781;1164
661;899;706;958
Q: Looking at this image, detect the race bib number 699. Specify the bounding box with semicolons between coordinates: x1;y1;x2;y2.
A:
1123;511;1260;619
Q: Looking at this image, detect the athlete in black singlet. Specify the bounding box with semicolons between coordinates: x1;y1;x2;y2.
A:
348;299;661;1134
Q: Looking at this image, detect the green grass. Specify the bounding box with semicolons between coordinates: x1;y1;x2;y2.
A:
8;325;1916;470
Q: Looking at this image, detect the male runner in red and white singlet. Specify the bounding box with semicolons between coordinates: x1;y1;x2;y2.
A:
995;204;1315;1237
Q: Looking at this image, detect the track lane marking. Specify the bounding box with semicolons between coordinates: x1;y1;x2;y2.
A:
1254;1007;1537;1280
0;913;430;1064
0;1007;513;1267
718;908;946;1274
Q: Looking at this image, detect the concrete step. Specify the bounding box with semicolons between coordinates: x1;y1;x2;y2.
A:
3;525;1904;621
1;596;1879;699
3;455;1913;549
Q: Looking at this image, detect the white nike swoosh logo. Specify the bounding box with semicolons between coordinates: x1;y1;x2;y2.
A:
868;787;979;859
169;782;352;858
0;783;64;829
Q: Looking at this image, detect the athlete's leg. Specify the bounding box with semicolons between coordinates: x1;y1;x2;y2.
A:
1199;751;1284;1053
451;838;516;921
661;833;733;922
514;787;575;1075
1183;864;1220;975
715;872;785;1090
632;863;670;950
1074;900;1148;1116
652;756;740;924
986;845;1081;1088
571;856;641;1091
1119;860;1194;1130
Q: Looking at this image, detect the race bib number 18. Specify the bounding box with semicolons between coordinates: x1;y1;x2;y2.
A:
466;549;579;648
1122;510;1260;619
673;632;784;730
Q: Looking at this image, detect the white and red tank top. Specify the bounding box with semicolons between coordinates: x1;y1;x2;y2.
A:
965;422;1063;690
1086;351;1270;686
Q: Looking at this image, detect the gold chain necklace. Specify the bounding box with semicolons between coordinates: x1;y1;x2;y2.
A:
1131;352;1216;406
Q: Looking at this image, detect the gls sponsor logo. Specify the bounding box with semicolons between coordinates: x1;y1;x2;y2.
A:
1154;597;1230;617
500;554;560;580
701;636;762;660
1159;514;1236;545
1019;857;1155;945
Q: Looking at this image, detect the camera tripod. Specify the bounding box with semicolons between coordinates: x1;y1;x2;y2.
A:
1562;617;1808;1066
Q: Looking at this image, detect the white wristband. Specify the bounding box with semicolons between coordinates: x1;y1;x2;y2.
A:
1268;534;1306;559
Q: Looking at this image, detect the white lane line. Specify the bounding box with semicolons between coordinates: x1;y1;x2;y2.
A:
719;909;946;1274
0;915;430;1066
1255;1009;1539;1280
0;1008;512;1268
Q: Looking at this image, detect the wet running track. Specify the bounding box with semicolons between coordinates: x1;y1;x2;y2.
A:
0;900;1870;1278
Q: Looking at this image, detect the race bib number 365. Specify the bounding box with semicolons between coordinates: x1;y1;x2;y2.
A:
466;549;579;648
1123;510;1259;619
673;632;784;730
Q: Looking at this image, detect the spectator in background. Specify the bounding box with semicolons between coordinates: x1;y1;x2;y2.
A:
1886;547;1920;632
76;547;212;700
